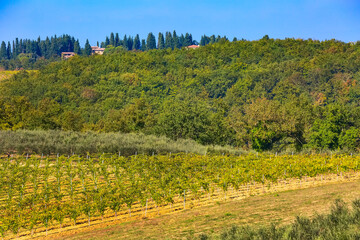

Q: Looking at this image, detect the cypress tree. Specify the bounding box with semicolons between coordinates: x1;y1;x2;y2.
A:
84;39;92;56
122;35;128;50
233;37;238;42
44;37;51;58
141;39;146;51
173;30;180;49
12;40;15;59
146;33;156;50
19;39;24;54
127;36;133;50
25;40;32;53
133;34;141;50
115;33;120;47
215;35;221;42
7;42;11;59
157;32;165;49
179;34;185;48
105;37;110;47
15;38;19;56
110;32;115;46
210;35;215;44
165;32;172;49
35;37;41;55
97;41;99;47
50;36;58;56
0;41;7;59
200;35;206;46
74;40;81;55
184;33;192;46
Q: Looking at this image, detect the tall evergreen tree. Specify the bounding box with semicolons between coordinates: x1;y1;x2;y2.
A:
44;37;51;58
115;33;120;47
127;36;133;50
141;39;146;51
184;33;193;46
233;37;238;42
19;39;24;54
105;37;110;47
110;32;115;46
210;35;216;44
133;34;141;50
0;41;7;59
158;32;165;49
12;40;15;59
215;35;221;42
7;42;11;59
97;41;99;47
173;30;180;49
74;40;81;55
15;38;19;56
84;39;92;56
122;35;128;50
179;34;185;48
165;32;173;49
36;37;41;55
50;36;58;57
146;33;156;50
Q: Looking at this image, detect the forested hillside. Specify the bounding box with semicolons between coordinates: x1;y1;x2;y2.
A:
1;37;360;152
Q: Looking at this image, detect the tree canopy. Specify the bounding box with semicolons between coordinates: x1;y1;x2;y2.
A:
1;37;360;152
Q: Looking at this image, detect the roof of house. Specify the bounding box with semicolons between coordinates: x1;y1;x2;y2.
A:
187;45;200;49
61;52;75;55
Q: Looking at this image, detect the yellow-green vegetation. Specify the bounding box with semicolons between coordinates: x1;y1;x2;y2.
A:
0;71;18;81
0;153;359;239
52;181;360;240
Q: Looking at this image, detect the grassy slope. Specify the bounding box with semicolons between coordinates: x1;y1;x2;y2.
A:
0;70;18;81
0;70;38;81
46;180;360;240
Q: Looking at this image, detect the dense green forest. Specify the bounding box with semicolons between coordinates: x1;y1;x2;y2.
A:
1;36;360;152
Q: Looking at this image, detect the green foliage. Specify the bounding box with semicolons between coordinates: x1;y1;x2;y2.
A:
146;33;156;50
83;39;92;56
0;129;243;155
1;38;360;152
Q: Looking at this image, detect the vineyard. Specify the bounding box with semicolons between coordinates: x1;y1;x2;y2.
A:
0;153;360;239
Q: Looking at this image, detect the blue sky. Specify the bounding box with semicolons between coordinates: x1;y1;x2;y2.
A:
1;0;360;46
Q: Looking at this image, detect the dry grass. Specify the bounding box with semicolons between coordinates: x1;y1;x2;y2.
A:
43;179;360;240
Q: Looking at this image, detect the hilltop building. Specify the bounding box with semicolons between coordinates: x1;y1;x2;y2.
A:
61;52;75;59
186;45;200;49
91;46;105;55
